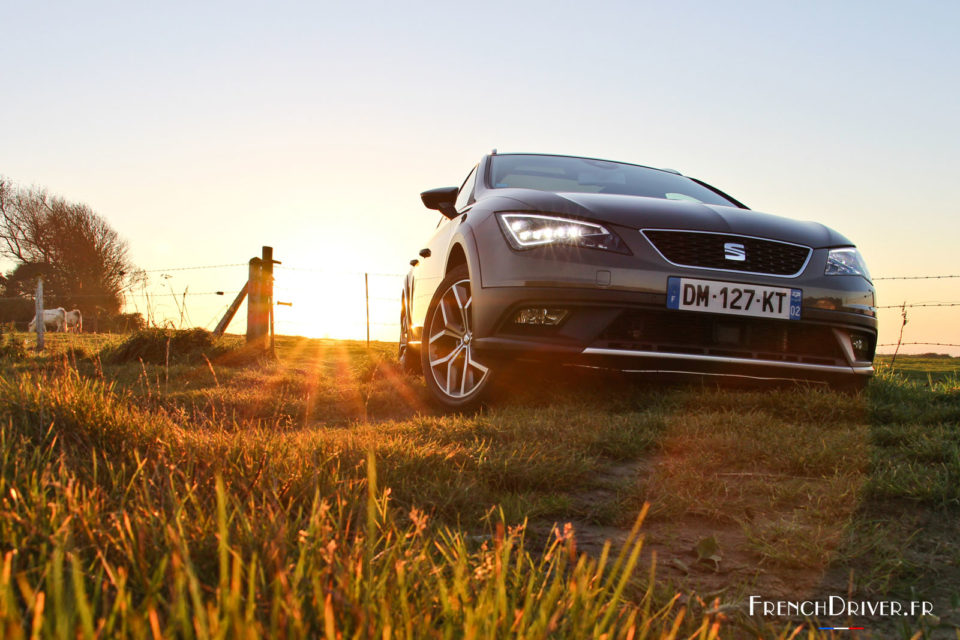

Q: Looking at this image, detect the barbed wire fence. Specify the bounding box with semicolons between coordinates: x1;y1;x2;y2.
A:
111;260;406;344
5;256;959;354
870;275;960;356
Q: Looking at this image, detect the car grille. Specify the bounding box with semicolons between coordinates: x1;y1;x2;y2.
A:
642;230;811;276
596;309;847;366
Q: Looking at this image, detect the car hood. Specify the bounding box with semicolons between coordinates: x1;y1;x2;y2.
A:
487;189;853;248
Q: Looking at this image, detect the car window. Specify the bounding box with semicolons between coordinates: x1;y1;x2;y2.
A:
489;155;739;207
665;193;702;203
455;166;477;212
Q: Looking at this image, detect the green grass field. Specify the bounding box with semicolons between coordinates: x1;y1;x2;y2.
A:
1;329;958;638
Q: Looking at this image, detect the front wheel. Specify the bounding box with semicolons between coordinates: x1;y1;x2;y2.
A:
421;266;494;410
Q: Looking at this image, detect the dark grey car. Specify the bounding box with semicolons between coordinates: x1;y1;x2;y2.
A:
399;152;876;409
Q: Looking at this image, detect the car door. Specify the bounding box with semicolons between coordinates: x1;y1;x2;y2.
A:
411;165;477;329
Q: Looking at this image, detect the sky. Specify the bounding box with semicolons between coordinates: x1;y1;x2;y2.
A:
1;0;958;353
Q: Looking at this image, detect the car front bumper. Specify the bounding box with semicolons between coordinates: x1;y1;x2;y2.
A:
466;284;876;383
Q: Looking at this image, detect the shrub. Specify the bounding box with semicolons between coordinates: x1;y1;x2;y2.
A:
86;310;146;333
102;327;222;364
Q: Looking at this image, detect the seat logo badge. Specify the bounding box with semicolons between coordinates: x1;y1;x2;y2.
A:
724;242;746;261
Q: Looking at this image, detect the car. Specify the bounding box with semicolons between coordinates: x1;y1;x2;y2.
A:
399;152;876;409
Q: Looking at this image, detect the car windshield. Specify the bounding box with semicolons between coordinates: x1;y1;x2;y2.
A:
488;154;740;207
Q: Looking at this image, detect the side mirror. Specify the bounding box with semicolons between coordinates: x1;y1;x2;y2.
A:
420;187;459;219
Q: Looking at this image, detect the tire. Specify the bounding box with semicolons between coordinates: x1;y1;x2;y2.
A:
398;296;421;374
420;265;495;410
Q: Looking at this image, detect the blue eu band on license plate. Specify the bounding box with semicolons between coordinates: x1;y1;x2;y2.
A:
667;277;801;321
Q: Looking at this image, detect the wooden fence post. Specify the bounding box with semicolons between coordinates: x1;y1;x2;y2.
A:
365;272;370;348
35;276;44;352
216;247;278;345
246;257;263;346
213;283;248;338
261;246;276;354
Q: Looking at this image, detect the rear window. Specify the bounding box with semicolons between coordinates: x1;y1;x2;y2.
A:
489;154;739;207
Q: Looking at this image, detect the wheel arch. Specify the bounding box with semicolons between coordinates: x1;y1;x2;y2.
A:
445;242;468;277
445;224;484;286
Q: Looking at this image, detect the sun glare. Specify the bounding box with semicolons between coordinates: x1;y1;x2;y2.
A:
272;269;403;341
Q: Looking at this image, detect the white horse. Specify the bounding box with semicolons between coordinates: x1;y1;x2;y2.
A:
64;309;83;333
27;307;67;332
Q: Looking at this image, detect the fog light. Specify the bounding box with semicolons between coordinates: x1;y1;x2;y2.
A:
850;332;872;360
514;308;569;326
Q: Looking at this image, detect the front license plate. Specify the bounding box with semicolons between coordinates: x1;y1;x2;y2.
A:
666;277;801;320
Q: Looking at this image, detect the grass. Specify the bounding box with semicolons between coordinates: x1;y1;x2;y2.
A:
876;353;960;385
1;330;959;637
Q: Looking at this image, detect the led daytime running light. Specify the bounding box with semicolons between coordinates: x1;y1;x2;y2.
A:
497;213;629;254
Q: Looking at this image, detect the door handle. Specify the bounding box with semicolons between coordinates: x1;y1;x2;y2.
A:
419;248;431;258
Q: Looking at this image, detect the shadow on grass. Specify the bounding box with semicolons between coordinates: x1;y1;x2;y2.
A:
5;333;959;634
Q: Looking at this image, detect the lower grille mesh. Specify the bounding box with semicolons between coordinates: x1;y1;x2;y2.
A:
597;309;845;365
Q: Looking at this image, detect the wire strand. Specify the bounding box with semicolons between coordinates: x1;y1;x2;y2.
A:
877;342;960;347
274;264;405;277
0;290;240;301
141;263;247;273
874;275;960;281
877;302;960;308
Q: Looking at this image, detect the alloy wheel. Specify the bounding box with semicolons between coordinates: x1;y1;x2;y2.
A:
426;278;489;399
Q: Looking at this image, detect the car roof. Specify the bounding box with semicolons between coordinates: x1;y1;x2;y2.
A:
488;152;684;176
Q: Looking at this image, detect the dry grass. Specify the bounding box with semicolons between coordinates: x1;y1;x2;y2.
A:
0;331;958;637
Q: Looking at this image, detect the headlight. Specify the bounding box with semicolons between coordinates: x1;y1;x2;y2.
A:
825;247;871;279
497;213;630;254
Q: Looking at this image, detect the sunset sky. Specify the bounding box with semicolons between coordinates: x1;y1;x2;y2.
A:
1;1;958;353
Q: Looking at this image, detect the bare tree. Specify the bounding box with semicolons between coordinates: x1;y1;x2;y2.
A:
0;177;141;316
